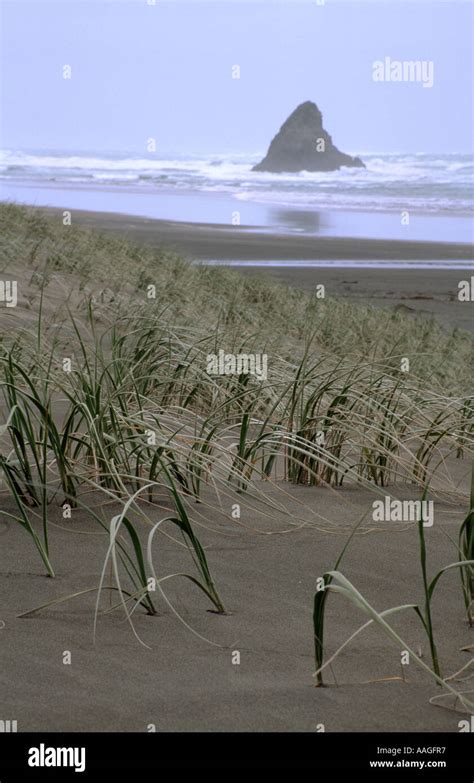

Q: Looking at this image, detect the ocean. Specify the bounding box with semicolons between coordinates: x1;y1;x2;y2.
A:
0;149;473;245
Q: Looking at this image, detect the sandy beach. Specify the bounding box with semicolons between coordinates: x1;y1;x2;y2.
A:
48;207;474;332
0;203;473;736
1;0;473;770
1;477;472;733
62;208;473;261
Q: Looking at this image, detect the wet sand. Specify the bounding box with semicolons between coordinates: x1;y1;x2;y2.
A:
58;208;473;262
48;207;473;331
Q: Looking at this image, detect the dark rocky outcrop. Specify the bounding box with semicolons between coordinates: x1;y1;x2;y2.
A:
253;101;365;173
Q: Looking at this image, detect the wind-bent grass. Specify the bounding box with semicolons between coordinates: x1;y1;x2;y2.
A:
313;571;474;713
0;203;473;649
313;471;474;706
458;465;474;625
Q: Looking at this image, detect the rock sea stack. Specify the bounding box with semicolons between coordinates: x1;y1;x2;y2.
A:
252;101;365;173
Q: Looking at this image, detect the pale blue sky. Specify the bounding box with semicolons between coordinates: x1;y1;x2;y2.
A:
1;0;472;154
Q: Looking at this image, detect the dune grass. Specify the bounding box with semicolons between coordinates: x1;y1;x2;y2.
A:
313;473;474;714
0;204;473;659
458;463;474;625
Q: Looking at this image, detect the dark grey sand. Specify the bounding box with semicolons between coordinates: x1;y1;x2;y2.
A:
48;208;473;331
1;474;473;733
233;266;474;332
60;208;473;261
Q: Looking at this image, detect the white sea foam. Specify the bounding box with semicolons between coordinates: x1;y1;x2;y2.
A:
0;149;472;215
